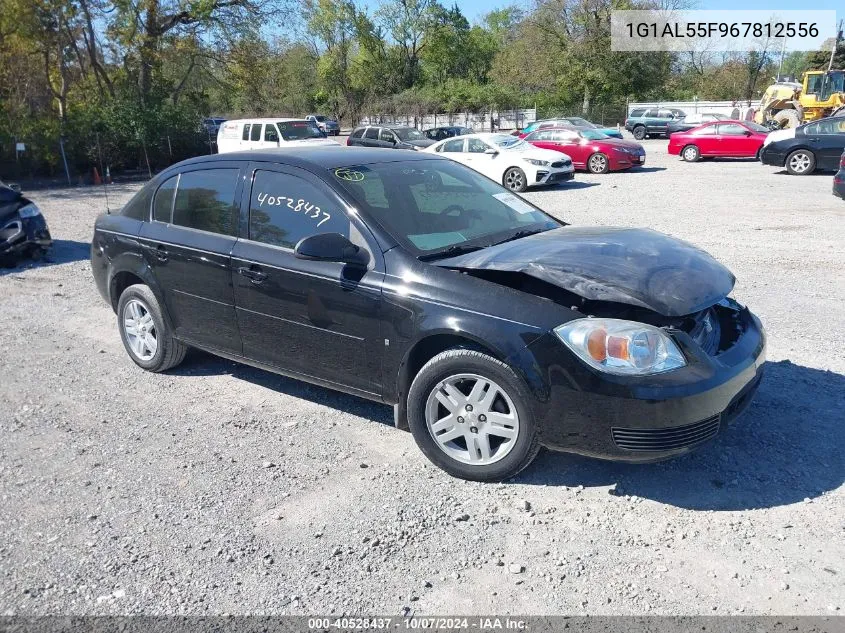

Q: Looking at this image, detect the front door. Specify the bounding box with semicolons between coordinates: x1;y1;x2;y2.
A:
138;164;244;354
230;163;385;397
716;122;758;157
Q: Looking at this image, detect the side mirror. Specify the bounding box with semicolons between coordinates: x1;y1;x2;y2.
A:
484;148;498;156
743;130;752;136
294;233;370;267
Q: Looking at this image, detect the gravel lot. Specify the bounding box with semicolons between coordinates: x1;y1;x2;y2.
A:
1;138;844;616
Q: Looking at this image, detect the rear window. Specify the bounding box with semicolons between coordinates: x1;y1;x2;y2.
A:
172;169;239;236
278;121;324;140
120;186;153;220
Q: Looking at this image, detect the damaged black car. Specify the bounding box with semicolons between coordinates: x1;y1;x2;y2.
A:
1;180;52;263
91;147;765;481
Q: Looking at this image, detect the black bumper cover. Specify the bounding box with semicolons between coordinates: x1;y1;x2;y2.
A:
528;306;766;461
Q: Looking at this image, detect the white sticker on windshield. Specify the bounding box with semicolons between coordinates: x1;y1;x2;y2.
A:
493;192;535;215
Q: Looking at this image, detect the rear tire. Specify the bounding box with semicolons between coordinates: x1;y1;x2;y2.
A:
786;149;815;175
117;284;187;372
632;125;646;140
407;349;541;482
682;144;700;162
503;167;528;192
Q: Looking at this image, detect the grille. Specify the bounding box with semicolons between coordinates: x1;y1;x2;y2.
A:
551;160;571;168
612;415;720;452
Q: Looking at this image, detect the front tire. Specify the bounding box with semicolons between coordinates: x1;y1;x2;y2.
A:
682;144;700;162
632;125;646;140
407;349;541;482
117;284;187;372
786;149;815;175
503;167;528;192
587;152;610;174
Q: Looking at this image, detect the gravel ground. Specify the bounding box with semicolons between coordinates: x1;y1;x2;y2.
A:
1;139;844;616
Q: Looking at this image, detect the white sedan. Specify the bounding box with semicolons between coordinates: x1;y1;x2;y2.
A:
424;133;574;192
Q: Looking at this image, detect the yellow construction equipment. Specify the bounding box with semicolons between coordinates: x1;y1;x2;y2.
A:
754;70;845;129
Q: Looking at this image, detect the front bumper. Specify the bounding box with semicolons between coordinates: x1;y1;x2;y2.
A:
534;167;574;185
528;304;766;461
760;146;786;167
0;214;52;256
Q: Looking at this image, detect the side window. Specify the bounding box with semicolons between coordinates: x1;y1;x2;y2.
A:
264;124;279;142
467;138;489;153
630;109;645;118
814;120;839;134
442;138;465;153
364;127;380;140
658;110;674;119
248;170;349;249
528;131;550;141
120;185;154;220
718;123;747;135
692;124;717;135
242;124;251;141
153;176;178;222
379;128;396;142
172;169;239;236
554;130;579;142
250;124;262;142
350;128;365;139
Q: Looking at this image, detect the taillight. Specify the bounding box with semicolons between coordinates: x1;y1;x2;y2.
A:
840;154;845;167
346;137;352;146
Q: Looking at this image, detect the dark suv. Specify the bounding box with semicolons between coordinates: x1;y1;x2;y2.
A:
347;125;435;150
625;108;685;140
91;147;764;481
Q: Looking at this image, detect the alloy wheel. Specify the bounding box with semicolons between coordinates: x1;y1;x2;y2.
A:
424;373;520;466
123;298;158;361
504;169;525;191
589;154;608;173
788;152;811;174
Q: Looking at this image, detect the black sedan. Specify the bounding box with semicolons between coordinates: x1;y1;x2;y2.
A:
91;147;765;481
835;149;845;199
760;116;845;175
1;180;52;263
423;126;473;141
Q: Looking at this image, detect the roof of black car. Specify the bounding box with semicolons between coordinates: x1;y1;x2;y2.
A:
165;146;438;173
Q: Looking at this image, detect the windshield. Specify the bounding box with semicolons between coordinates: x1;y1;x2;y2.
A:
394;128;425;141
330;159;560;255
493;135;526;149
580;129;610;140
278;121;325;140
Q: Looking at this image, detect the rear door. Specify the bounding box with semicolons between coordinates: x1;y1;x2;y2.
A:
230;163;385;397
138;163;244;354
360;127;381;148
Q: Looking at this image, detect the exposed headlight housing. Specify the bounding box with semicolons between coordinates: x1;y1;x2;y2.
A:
524;158;550;167
554;318;686;376
18;203;41;218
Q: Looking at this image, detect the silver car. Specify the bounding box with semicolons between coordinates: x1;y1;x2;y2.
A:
306;114;340;136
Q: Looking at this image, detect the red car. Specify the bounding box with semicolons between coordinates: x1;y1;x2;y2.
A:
524;128;646;173
668;120;769;162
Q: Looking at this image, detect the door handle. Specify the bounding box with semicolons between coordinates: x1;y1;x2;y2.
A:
154;245;168;262
237;266;268;284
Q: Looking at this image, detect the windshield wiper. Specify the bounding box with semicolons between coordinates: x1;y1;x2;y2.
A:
418;244;486;261
490;228;547;246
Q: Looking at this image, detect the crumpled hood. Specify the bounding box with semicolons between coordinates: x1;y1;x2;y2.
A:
437;227;735;317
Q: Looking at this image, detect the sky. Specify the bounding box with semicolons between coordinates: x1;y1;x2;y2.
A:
456;0;841;23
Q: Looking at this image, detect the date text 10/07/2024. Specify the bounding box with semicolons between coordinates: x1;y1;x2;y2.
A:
307;617;529;630
625;22;819;39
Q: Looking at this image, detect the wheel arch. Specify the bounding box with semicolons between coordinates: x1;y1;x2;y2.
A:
392;331;507;430
107;254;174;330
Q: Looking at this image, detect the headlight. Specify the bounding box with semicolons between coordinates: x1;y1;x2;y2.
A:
18;203;41;218
554;318;686;376
524;158;550;167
